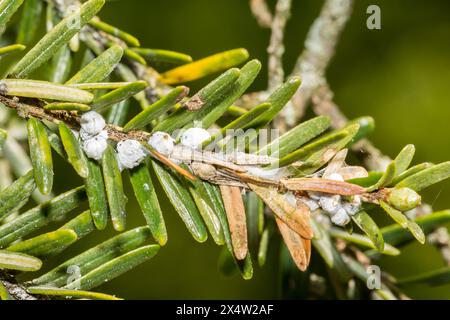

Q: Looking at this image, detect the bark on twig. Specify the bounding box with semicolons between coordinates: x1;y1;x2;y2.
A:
249;0;273;28
285;0;354;128
267;0;292;91
0;95;151;144
0;273;38;300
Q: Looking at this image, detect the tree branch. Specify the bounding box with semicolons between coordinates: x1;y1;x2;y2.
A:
284;0;353;127
0;95;151;143
267;0;292;91
0;273;38;300
249;0;273;28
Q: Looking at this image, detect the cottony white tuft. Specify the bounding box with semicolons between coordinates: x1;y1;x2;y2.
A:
71;129;80;139
327;173;344;181
319;195;342;215
116;139;147;170
80;111;106;136
180;127;211;149
308;191;323;201
298;197;320;212
80;128;108;141
83;135;108;160
342;196;362;216
284;192;298;208
148;131;174;156
331;208;351;226
244;166;283;181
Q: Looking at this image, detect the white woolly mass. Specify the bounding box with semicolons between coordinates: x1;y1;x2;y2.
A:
327;172;344;181
79;112;108;161
308;191;323;201
71;129;80;140
315;193;361;226
305;171;362;226
342;196;362;216
116;139;147;170
83;135;108;160
80;111;106;136
284;192;297;208
298;197;320;212
148;131;174;156
79;129;89;141
331;208;351;226
168;157;181;165
180;127;211;150
309;184;361;225
80;128;108;141
244;166;282;181
319;195;342;215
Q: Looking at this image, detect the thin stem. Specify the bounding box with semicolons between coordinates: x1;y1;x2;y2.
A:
267;0;291;91
0;95;151;143
1;93;382;202
0;273;38;300
285;0;354;127
249;0;273;28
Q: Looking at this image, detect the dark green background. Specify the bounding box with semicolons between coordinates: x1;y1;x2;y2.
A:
6;0;450;299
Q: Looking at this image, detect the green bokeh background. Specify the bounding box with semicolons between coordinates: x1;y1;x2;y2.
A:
4;0;450;299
